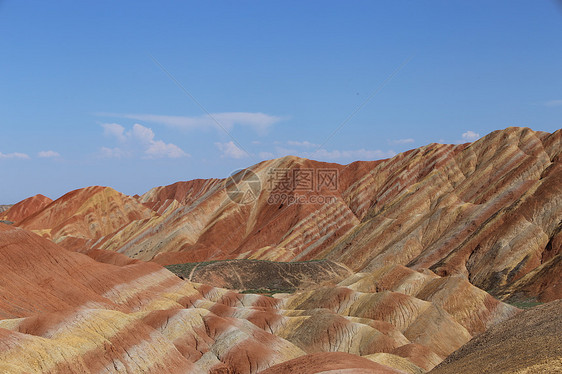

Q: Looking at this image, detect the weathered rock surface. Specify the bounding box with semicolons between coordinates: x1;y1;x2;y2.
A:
0;194;52;223
430;299;562;374
259;352;405;374
139;178;223;214
0;223;520;373
323;127;562;302
44;126;557;302
17;186;156;251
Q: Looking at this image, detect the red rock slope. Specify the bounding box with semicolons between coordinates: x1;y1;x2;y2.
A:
84;127;560;302
0;223;519;373
139;178;223;214
10;127;561;302
323;127;562;302
16;186;156;251
0;194;52;223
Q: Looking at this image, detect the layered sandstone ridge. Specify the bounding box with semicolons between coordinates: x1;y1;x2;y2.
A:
17;186;156;251
323;127;561;302
0;223;519;373
0;194;52;223
15;126;556;302
140;178;223;214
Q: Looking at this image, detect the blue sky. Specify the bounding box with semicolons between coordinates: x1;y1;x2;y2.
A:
1;1;561;203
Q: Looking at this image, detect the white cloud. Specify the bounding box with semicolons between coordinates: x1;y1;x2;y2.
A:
274;147;298;157
461;131;480;141
0;152;30;160
38;150;60;158
273;141;395;160
99;123;189;159
98;112;284;134
287;140;319;147
215;141;248;159
544;99;562;107
389;138;415;145
100;147;130;159
305;148;396;160
102;123;127;141
130;123;156;144
146;140;187;159
274;146;395;161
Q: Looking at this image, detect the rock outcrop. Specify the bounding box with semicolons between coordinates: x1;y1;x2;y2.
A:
430;299;562;374
0;223;520;373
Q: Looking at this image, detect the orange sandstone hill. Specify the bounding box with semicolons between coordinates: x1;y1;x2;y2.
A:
0;223;519;373
17;186;156;251
0;205;13;214
0;194;52;223
16;127;560;303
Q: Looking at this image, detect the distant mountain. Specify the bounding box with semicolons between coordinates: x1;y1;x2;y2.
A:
17;186;155;251
14;127;561;303
0;194;52;224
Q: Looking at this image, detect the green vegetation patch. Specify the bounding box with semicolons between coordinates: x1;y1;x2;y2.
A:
507;300;543;310
239;288;295;297
164;258;331;296
165;260;222;277
165;258;325;278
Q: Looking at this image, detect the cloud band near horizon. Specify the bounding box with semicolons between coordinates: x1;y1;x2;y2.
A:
97;112;285;134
